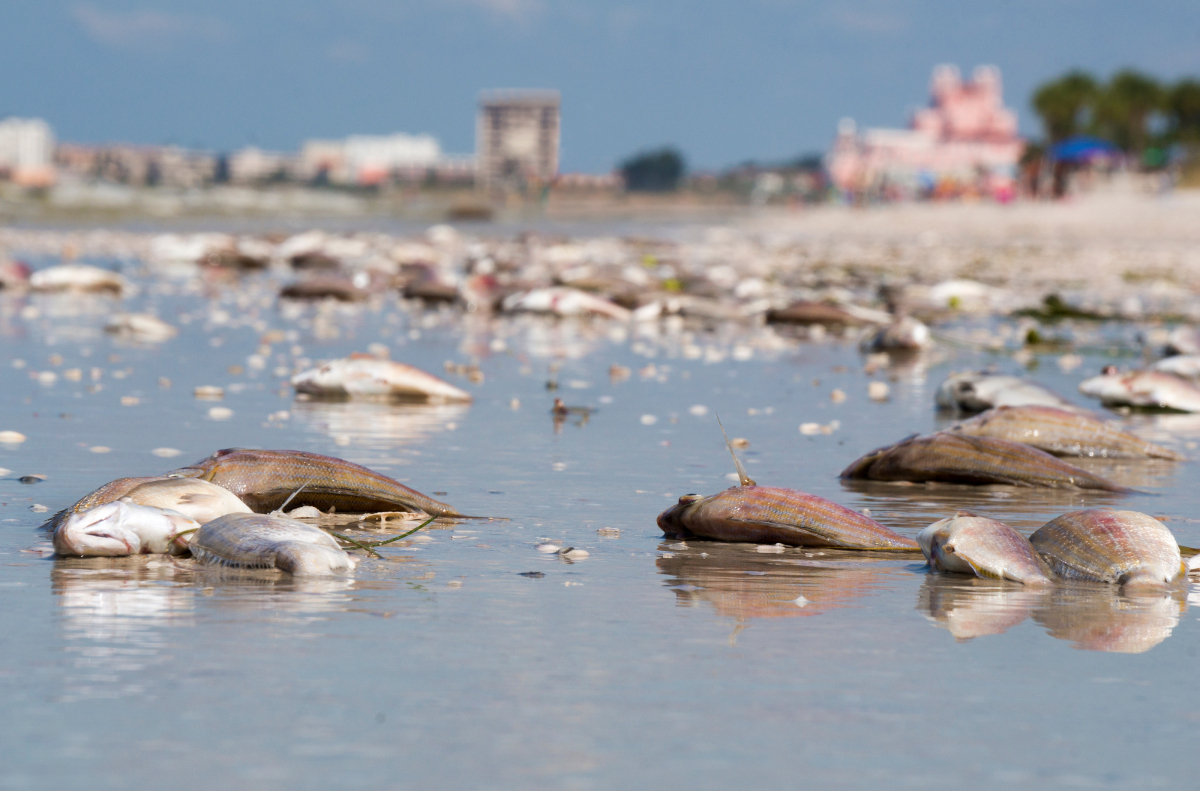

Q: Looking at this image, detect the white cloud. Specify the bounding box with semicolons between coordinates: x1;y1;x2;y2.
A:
72;4;228;50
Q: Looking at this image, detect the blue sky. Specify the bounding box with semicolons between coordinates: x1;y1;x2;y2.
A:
1;1;1198;171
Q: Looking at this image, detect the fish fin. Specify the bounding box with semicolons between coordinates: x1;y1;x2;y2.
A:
271;483;308;515
716;414;755;487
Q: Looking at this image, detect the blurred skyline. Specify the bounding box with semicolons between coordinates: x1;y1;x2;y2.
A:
1;1;1198;172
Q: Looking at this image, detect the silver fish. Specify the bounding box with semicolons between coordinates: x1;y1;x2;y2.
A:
292;355;472;402
53;501;198;557
1029;509;1186;589
918;511;1051;585
1079;367;1200;412
1149;354;1200;380
936;372;1082;414
947;405;1182;459
189;513;357;576
118;477;252;524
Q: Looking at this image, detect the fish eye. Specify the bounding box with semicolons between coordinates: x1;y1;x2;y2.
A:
677;494;703;505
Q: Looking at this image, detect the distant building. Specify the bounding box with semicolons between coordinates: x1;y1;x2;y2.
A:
297;133;470;185
55;143;217;188
826;65;1024;200
228;147;294;184
477;90;560;191
0;117;56;186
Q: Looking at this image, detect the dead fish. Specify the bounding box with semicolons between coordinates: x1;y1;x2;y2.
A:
766;300;890;326
660;418;918;550
936;372;1081;414
859;316;931;352
53;501;198;557
292;355;472;402
189;513;357;576
105;313;177;342
279;277;368;302
1029;509;1187;589
1080;367;1200;412
118;477;252;524
501;287;632;320
1149;354;1200;380
1166;326;1200;356
947;405;1182;460
918;511;1051;585
40;475;167;531
171;448;459;516
658;486;920;550
840;433;1128;491
29;264;128;294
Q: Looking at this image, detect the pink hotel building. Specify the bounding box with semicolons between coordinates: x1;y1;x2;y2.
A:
826;65;1025;200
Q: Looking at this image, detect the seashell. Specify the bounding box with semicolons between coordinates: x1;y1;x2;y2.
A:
536;543;561;553
1029;509;1186;589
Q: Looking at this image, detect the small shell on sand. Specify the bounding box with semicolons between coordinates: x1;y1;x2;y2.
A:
208;407;234;420
0;431;27;443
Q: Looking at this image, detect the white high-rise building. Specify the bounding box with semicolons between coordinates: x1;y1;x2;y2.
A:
0;117;56;186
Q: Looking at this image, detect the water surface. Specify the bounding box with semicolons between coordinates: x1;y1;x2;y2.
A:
1;268;1198;789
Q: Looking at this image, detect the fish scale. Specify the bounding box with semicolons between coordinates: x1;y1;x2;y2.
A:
840;433;1128;491
658;485;919;550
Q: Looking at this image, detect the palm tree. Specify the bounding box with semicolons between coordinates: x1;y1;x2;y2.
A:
1093;70;1164;153
1168;78;1200;143
1032;71;1098;142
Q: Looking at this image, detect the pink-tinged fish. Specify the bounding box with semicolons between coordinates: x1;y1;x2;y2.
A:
292;355;472;402
947;405;1182;460
1079;367;1200;412
918;511;1051;585
657;486;919;550
1029;509;1187;589
840;433;1128;491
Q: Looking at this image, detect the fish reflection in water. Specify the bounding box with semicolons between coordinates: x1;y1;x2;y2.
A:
290;400;470;464
917;574;1189;653
656;541;898;635
51;556;362;700
53;558;195;701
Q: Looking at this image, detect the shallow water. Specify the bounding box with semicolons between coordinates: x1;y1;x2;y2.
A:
2;266;1199;789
